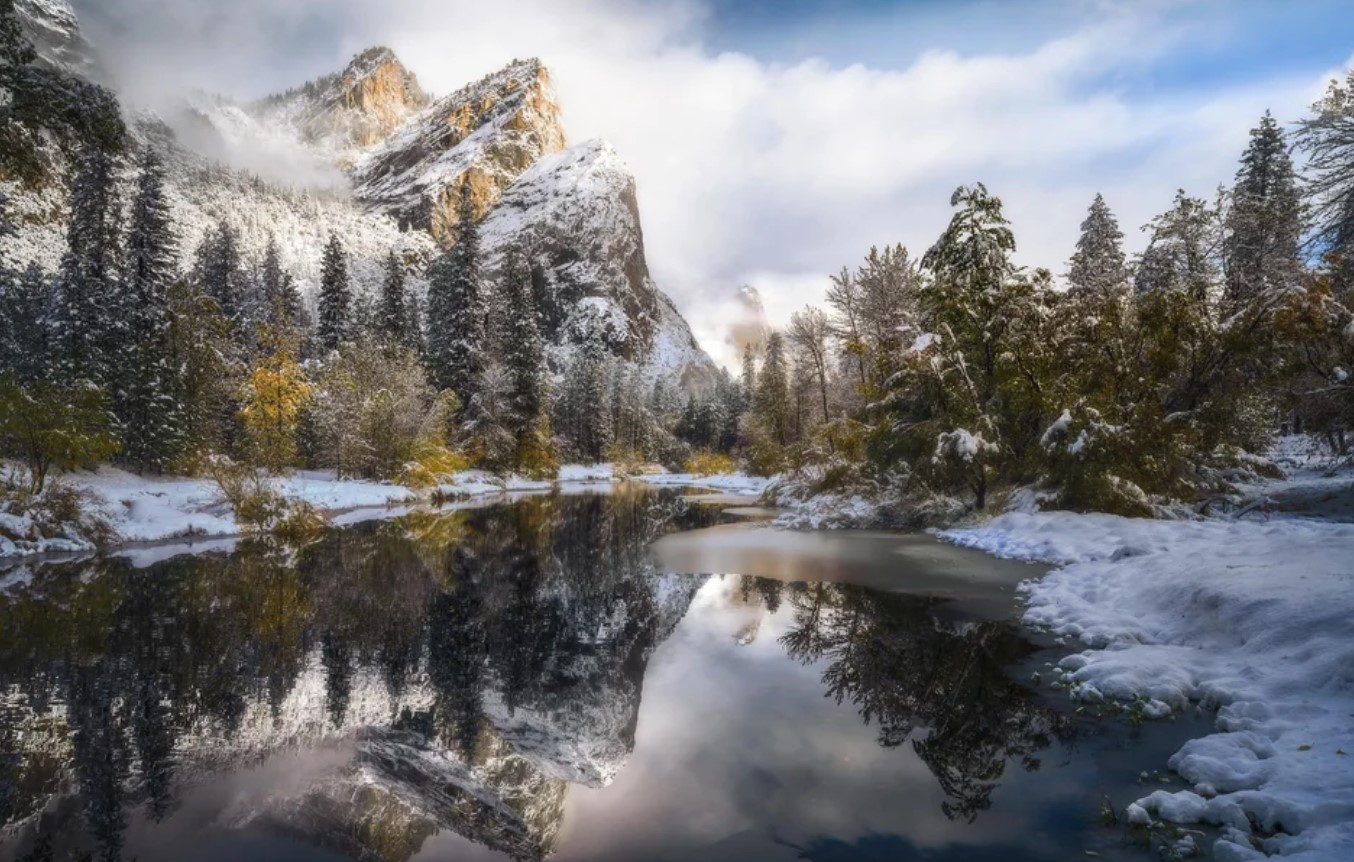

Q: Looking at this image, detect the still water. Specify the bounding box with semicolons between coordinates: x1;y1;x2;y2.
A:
0;489;1203;861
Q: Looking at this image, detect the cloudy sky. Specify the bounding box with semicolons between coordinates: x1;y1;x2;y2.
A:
73;0;1354;367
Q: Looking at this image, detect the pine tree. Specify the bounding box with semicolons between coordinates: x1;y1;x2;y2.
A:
904;183;1025;509
0;262;50;382
502;251;546;450
1135;190;1222;302
555;336;614;462
1224;112;1302;303
194;220;245;322
425;186;485;405
317;233;351;351
610;365;651;455
1296;70;1354;291
1067;193;1128;295
259;236;301;328
117;152;184;471
379;249;407;344
921;183;1017;387
580;341;614;460
740;343;757;400
754;332;792;447
54;146;121;386
714;369;743;452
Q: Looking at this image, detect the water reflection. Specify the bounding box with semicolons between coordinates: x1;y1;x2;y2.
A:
0;491;1075;862
777;582;1071;823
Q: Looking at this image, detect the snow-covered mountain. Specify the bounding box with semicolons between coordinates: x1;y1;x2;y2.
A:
14;0;98;79
3;0;721;392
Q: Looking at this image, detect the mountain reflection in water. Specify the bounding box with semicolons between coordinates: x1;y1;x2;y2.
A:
0;490;1078;862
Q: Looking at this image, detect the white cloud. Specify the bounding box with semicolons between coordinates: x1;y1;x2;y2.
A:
76;0;1352;369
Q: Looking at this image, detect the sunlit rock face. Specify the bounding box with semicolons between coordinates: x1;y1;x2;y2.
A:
252;47;433;166
353;58;569;244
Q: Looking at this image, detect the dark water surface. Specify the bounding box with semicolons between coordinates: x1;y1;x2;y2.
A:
0;489;1204;861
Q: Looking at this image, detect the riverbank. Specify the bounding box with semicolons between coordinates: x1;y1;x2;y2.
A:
0;465;772;560
937;458;1354;861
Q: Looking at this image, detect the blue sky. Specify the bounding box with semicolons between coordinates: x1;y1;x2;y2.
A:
696;0;1354;106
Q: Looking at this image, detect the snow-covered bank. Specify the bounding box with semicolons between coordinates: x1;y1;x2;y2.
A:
631;471;771;496
940;510;1354;861
0;465;770;560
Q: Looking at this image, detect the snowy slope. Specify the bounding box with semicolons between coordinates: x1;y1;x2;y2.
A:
0;117;439;306
941;509;1354;861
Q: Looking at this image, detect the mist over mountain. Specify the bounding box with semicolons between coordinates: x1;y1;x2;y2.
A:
4;0;719;392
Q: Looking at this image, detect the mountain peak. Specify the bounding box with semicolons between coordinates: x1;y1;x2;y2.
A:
248;45;431;163
354;55;567;243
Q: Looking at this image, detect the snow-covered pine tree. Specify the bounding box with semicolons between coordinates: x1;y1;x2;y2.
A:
1134;190;1222;302
259;235;300;328
754;332;792;447
379;249;408;345
501;250;545;443
1296;70;1354;291
117;151;184;472
54;146;121;387
555;335;614;462
740;343;757;399
1133;241;1173;296
0;262;50;383
425;186;485;406
0;189;17;376
921;183;1016;387
1067;193;1128;295
895;183;1026;509
1224;112;1302;303
714;369;743;452
580;340;614;461
610;364;651;455
856;244;921;359
194;220;245;322
317;233;352;351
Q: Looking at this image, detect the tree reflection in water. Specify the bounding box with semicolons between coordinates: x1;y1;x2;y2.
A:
777;581;1076;823
0;490;1073;862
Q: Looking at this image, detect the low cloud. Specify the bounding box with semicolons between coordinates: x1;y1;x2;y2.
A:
75;0;1352;368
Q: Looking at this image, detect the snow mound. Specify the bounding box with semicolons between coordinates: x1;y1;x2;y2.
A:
941;511;1354;860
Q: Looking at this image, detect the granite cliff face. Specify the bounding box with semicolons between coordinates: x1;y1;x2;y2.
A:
252;46;433;165
14;0;98;78
4;2;721;392
353;58;568;242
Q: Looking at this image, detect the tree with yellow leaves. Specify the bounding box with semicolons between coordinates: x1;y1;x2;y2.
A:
240;333;312;473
